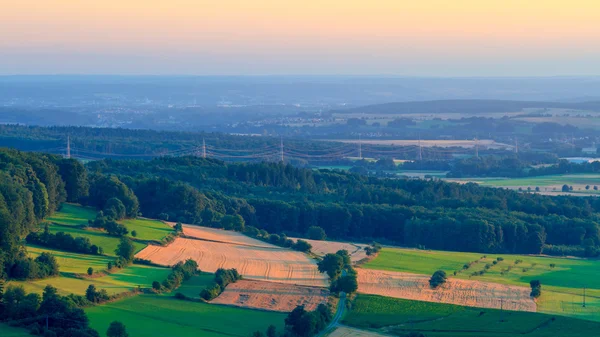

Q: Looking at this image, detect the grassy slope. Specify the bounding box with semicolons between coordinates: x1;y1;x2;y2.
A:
86;294;286;337
344;294;600;337
175;273;215;298
0;324;30;337
10;246;171;296
44;204;172;254
362;248;600;321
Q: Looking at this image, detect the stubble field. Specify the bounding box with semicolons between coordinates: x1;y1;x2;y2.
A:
135;237;328;287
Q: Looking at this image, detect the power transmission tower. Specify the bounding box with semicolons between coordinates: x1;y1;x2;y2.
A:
475;137;479;158
515;138;519;154
202;138;207;158
417;137;423;160
66;135;71;159
280;137;284;163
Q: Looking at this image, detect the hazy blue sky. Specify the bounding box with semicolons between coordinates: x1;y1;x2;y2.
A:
2;1;599;76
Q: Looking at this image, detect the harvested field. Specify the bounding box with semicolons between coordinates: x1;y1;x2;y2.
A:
172;223;274;248
135;238;328;287
357;269;535;312
290;238;368;263
211;279;329;312
334;139;511;149
329;326;389;337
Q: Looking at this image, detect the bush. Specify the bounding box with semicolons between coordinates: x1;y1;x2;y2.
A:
429;270;447;289
293;239;312;253
200;268;241;300
87;267;94;276
307;226;327;240
530;280;542;298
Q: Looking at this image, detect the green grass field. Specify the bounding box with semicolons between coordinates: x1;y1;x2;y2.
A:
448;174;600;195
45;223;146;255
10;246;171;296
86;294;286;337
47;203;97;226
43;204;172;254
343;294;600;337
175;273;215;298
0;324;30;337
363;248;600;321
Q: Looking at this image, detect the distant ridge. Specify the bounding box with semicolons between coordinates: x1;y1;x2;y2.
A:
332;99;600;115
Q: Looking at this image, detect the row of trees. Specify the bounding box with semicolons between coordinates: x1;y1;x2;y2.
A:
200;268;242;301
0;284;99;337
27;225;103;255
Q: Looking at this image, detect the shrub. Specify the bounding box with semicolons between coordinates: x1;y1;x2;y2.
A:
307;226;327;240
429;270;447;289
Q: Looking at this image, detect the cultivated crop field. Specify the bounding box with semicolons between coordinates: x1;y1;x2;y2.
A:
343;294;600;337
448;174;600;196
357;269;535;311
178;224;274;248
175;273;216;298
86;294;287;337
211;279;329;312
136;237;328;287
289;238;368;263
335;139;509;149
363;248;600;321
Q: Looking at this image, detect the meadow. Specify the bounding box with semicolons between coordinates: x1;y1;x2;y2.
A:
343;294;600;337
448;174;600;196
11;246;172;296
0;324;30;337
362;248;600;321
44;204;173;254
86;294;287;337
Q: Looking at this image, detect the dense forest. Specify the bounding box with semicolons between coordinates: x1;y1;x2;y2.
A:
86;155;600;256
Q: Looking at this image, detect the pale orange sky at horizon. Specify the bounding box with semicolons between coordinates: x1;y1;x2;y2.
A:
1;0;599;75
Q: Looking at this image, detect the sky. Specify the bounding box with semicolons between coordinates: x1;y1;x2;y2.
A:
1;0;599;76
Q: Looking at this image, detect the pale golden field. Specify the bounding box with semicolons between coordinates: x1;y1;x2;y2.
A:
136;238;328;287
290;238;368;263
171;223;274;248
211;279;329;312
357;269;536;312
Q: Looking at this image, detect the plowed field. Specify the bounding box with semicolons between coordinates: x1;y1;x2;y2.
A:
290;238;368;263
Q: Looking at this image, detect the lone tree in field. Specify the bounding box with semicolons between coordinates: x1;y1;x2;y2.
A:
87;267;94;276
562;184;570;192
307;226;327;240
107;321;129;337
116;237;135;262
317;253;344;279
530;280;542;298
429;270;447;289
174;222;183;232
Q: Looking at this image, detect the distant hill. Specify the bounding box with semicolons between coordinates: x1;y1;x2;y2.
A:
331;99;600;115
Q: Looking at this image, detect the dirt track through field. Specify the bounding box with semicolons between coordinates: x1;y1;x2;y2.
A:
328;326;390;337
290;238;368;263
357;269;536;312
211;279;329;312
136;238;328;287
